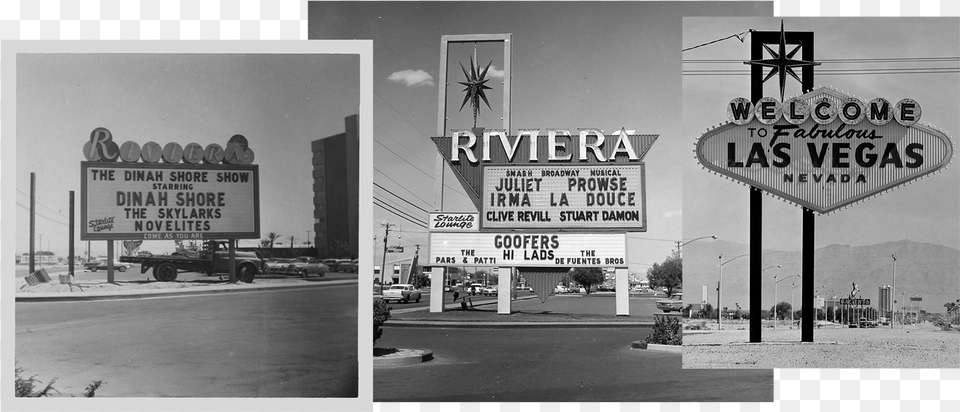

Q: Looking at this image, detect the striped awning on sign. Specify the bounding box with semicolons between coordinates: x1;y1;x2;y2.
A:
524;270;568;303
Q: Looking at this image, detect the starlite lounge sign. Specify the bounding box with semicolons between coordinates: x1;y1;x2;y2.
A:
696;87;954;214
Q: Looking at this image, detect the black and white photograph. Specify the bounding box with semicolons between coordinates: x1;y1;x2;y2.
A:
312;1;773;402
4;41;368;407
681;17;960;369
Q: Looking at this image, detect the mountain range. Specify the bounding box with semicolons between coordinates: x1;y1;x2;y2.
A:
682;239;959;313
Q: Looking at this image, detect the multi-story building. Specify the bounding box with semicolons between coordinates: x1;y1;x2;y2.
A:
311;115;359;259
878;285;893;318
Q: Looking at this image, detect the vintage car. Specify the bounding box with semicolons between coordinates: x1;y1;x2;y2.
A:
337;259;358;273
288;256;328;277
382;283;422;303
83;258;129;272
321;258;341;272
482;285;498;296
264;258;295;274
655;292;684;313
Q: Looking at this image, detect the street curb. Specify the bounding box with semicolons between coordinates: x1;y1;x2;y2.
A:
385;320;653;328
15;279;357;302
373;349;434;367
631;341;683;353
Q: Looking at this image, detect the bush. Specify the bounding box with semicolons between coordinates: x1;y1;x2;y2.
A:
645;315;682;345
374;298;391;345
15;365;59;397
684;321;708;331
15;364;105;397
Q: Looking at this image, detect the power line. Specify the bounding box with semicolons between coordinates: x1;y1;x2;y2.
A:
374;197;428;228
375;91;434;142
374;193;427;225
373;167;435;208
16;202;69;226
374;182;429;214
374;122;435;172
375;139;435;180
684;56;960;64
17;188;69;219
682;30;752;52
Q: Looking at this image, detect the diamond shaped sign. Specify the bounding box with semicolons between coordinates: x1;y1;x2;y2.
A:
696;87;954;214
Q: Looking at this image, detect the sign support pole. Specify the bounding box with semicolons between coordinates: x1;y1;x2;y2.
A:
801;209;814;341
69;191;75;278
106;240;114;283
616;267;629;316
228;239;236;283
749;27;816;343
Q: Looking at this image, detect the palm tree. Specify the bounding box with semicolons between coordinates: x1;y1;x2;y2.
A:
288;235;296;249
265;232;280;249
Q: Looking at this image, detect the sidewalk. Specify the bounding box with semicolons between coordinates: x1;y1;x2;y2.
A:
15;265;357;302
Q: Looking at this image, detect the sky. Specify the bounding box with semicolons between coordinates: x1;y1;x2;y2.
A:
310;1;772;276
682;18;960;306
15;51;359;257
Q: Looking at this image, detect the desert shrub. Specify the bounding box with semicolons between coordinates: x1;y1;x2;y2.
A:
684;321;708;331
15;364;105;397
15;365;59;397
645;315;682;345
374;298;392;345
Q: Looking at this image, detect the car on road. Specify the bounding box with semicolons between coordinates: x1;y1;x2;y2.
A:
482;286;498;296
656;292;684;312
859;317;868;328
382;283;422;303
554;285;568;294
84;258;129;272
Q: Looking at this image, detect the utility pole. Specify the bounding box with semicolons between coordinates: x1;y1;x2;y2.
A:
30;173;35;273
379;223;395;293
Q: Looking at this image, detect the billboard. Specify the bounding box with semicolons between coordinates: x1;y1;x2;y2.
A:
81;162;260;240
696;87;954;214
429;232;626;267
481;164;645;230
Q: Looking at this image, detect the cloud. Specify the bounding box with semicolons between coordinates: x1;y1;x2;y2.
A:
387;69;435;87
486;65;505;79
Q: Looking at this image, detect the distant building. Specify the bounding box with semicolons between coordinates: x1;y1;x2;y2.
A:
311;115;359;259
878;285;893;317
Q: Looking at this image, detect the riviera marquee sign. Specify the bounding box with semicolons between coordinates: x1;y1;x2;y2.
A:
481;164;646;230
696;87;954;214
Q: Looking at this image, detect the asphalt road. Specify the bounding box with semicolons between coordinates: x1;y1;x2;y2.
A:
374;326;772;402
16;284;357;397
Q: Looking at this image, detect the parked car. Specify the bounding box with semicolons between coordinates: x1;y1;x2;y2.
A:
382;283;422;303
321;258;341;272
554;285;568;294
656;292;684;312
466;283;485;295
264;258;294;274
84;258;129;272
482;286;498;296
339;259;359;273
285;256;328;277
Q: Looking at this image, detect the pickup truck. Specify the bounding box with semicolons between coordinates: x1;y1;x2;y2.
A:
119;241;263;283
382;284;421;303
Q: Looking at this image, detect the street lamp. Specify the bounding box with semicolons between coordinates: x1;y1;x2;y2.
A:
773;273;799;330
677;235;717;255
718;253;748;330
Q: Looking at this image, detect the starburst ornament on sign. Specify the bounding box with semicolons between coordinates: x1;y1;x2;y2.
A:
458;55;494;128
744;20;821;101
